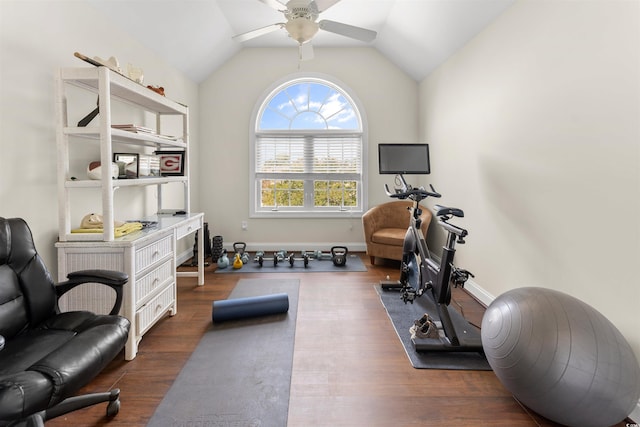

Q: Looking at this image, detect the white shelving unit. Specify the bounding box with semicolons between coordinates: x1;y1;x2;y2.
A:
54;66;204;360
55;66;191;242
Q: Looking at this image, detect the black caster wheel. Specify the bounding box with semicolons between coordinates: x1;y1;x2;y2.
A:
106;398;120;417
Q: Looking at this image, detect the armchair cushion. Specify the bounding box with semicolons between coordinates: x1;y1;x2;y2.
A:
363;201;432;263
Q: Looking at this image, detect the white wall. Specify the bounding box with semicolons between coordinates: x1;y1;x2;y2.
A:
198;47;419;250
420;0;640;383
0;1;199;272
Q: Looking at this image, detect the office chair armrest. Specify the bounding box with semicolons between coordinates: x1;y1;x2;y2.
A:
56;270;128;315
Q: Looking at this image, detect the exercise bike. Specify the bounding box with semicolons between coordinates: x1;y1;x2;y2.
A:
383;175;483;353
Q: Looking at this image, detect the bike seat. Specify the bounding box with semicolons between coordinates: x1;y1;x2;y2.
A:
434;205;464;218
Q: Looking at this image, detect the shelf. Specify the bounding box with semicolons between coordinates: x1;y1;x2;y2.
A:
65;176;187;188
56;66;191;244
60;67;188;115
64;127;187;149
57;214;202;243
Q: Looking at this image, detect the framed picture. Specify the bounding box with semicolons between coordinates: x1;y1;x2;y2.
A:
155;151;185;176
138;154;161;177
113;153;139;178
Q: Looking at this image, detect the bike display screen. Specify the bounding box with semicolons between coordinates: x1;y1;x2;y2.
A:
378;143;430;175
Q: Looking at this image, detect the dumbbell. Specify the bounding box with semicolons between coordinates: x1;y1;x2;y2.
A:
301;250;316;259
253;250;285;267
303;250;332;261
253;250;270;267
287;252;310;268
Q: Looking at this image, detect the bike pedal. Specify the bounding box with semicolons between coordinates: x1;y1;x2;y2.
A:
381;280;402;291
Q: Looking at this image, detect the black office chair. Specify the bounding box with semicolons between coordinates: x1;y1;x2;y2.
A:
0;217;131;426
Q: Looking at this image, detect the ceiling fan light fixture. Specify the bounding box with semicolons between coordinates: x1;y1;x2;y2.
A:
233;0;377;47
285;17;319;44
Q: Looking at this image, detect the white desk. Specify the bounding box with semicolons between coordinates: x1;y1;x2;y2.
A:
56;212;204;359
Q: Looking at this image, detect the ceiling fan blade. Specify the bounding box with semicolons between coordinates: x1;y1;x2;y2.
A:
300;42;314;61
312;0;341;13
257;0;286;11
232;23;284;43
318;20;377;43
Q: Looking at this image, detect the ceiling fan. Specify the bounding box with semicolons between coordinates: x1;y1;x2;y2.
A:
232;0;377;60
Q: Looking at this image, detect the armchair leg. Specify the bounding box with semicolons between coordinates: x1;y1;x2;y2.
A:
370;256;375;265
44;389;120;421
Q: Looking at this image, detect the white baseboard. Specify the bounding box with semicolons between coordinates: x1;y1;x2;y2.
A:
176;248;193;266
221;242;367;253
425;251;495;307
463;278;495;307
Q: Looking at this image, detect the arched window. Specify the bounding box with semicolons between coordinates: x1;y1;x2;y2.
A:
250;74;367;217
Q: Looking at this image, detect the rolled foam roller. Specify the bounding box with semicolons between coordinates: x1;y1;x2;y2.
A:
212;293;289;322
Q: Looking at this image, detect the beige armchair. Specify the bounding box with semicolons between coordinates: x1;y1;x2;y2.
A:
362;200;432;265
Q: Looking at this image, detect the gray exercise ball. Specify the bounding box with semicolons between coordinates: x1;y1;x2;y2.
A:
481;287;640;427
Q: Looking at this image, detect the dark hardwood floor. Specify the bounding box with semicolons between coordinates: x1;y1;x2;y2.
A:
47;254;631;426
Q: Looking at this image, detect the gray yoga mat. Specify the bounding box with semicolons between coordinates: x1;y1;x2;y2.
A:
375;284;491;370
148;279;299;426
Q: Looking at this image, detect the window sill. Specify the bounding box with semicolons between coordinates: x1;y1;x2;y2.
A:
251;210;363;219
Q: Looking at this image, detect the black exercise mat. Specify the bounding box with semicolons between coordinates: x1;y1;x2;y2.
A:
375;284;491;370
214;253;367;273
148;279;299;426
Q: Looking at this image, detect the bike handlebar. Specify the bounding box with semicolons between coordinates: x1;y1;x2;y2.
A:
385;183;442;200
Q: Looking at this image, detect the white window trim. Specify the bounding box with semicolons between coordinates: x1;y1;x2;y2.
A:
249;72;368;219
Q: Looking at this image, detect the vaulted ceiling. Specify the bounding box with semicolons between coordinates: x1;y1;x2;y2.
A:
86;0;515;83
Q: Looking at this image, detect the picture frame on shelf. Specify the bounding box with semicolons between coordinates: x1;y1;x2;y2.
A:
113;153;139;178
138;154;161;177
156;151;185;176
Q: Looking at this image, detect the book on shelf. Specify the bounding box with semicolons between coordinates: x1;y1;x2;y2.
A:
111;124;182;142
111;124;154;133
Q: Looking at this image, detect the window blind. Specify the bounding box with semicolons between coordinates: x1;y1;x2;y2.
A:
255;135;362;175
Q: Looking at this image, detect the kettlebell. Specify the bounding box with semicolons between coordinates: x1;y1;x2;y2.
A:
233;253;243;269
217;249;229;269
331;246;348;267
233;241;250;265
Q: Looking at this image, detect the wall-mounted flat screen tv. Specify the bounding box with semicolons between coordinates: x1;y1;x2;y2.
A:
378;143;430;175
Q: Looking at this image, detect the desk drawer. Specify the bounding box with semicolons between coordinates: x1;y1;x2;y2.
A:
136;283;175;336
135;258;174;306
175;217;201;240
135;235;173;274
